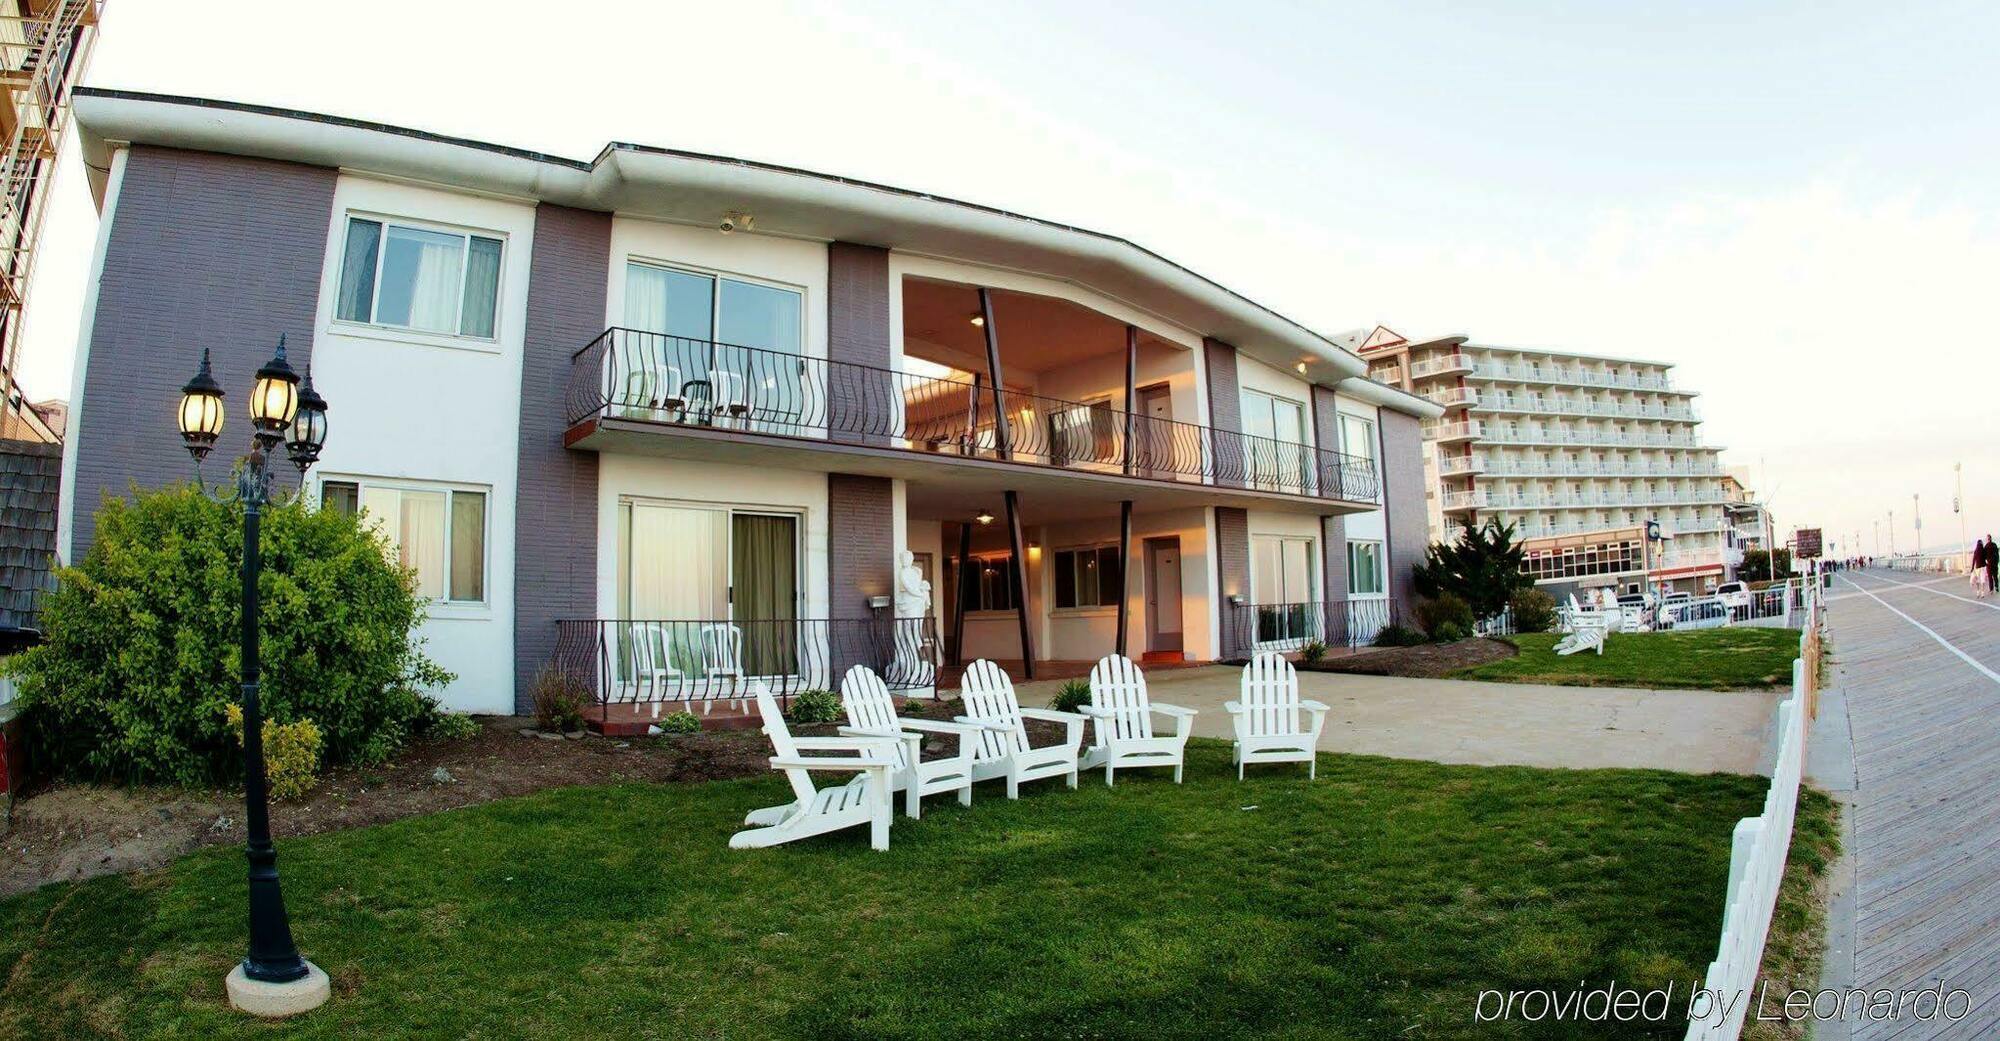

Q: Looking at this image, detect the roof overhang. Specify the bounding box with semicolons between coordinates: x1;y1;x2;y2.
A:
73;90;1432;413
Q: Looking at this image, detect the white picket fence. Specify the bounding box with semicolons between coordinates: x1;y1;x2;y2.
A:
1683;578;1822;1040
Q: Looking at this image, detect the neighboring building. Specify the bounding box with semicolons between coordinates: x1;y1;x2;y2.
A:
1363;329;1733;596
30;397;63;435
0;436;59;795
0;0;101;444
59;90;1441;718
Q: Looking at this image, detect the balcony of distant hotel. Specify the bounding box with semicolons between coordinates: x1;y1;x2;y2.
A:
564;276;1381;514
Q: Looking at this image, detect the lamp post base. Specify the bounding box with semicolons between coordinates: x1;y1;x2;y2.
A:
226;961;330;1018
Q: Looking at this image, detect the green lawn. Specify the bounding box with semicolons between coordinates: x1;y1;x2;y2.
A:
1454;628;1802;690
0;741;1834;1040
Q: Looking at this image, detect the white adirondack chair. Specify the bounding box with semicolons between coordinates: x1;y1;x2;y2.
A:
839;665;978;819
955;659;1085;797
1224;653;1330;779
731;684;897;852
1079;654;1197;785
1554;617;1608;656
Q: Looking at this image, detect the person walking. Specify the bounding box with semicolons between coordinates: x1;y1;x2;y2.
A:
1986;535;1999;595
1975;538;1991;599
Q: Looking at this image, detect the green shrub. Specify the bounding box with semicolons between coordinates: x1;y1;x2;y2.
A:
1510;589;1558;634
786;688;841;724
1373;624;1427;648
1413;593;1475;639
9;485;452;786
225;703;321;802
531;666;591;733
1299;640;1328;665
900;699;926;717
425;712;483;742
658;711;701;735
1430;621;1470;643
1049;678;1092;714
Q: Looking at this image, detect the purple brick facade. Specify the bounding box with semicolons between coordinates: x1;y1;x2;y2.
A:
512;205;610;710
826;242;892;447
1379;409;1428;611
1213;505;1249;658
1203;337;1244;488
69;146;336;556
1310;385;1351;599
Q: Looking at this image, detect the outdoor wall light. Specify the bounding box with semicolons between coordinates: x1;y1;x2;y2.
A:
177;349;226;462
968;312;985;327
249;335;301;445
975;510;995;525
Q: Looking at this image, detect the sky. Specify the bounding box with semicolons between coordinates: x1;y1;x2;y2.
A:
17;0;2000;556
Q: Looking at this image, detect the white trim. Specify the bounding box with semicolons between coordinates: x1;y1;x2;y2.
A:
57;145;130;564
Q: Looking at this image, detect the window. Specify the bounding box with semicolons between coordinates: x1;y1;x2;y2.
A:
323;479;487;603
335;217;503;339
957;555;1018;613
1053;545;1122;609
1347;541;1384;596
1242;390;1310;489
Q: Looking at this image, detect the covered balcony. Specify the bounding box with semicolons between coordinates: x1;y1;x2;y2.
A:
563;277;1380;511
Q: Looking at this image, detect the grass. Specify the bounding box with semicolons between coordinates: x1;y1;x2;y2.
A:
0;741;1836;1040
1452;628;1802;690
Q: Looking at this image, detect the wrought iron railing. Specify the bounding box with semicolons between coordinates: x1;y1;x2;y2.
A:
1224;598;1400;658
550;616;940;716
568;328;1379;501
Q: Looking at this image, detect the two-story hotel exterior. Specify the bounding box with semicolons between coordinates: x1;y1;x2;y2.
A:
1358;327;1736;597
55;91;1440;718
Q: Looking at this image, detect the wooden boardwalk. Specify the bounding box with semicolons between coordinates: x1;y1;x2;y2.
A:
1826;569;2000;1039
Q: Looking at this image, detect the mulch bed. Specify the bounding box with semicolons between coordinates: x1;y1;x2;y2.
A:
1298;637;1517;678
0;699;1032;899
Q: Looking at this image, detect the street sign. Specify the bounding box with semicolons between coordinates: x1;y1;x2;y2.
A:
1795;528;1823;559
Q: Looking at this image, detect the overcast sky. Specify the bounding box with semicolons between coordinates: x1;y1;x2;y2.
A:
19;1;1998;555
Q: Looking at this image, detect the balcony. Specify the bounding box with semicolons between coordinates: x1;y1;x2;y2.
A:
1441;489;1489;512
1437;453;1486;477
1367;365;1404;386
1473;393;1698;422
1478;488;1730;510
1470;362;1685;394
1480;458;1725;479
566;329;1379;505
1409;353;1474;379
1424;420;1484;443
1479;428;1708;449
1423;386;1480;410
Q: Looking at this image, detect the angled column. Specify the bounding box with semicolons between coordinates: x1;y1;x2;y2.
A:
1003;490;1035;678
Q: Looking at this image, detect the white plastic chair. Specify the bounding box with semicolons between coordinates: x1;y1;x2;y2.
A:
956;659;1084;797
626;621;683;713
1078;654;1197;786
708;367;751;425
616;360;683;419
1224;653;1329;779
839;665;978;819
730;685;897;852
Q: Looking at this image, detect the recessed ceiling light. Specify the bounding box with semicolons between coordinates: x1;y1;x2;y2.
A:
969;313;986;327
975;510;995;525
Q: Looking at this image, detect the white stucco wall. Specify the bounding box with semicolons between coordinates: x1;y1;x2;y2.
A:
603;216;829;360
306;175;536;713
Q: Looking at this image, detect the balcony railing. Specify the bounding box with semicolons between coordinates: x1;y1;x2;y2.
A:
1470;362;1681;394
1480;458;1725;478
1437;453;1485;476
1473;394;1698;422
1479;428;1707;449
1368;365;1404;386
1441;489;1489;510
1423;386;1480;408
569;328;1378;502
1409;353;1474;379
1225;598;1400;657
1478;488;1729;510
1424;420;1484;441
551;616;940;717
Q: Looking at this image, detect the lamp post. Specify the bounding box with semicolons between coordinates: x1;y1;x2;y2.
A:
176;337;332;1017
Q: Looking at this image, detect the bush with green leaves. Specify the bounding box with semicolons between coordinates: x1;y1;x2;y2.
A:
531;666;591;733
1299;640;1328;665
225;703;322;802
7;485;453;785
1413;593;1475;639
786;688;841;724
1049;678;1092;714
1509;589;1558;634
1372;624;1428;648
658;711;701;735
1430;621;1471;643
1413;520;1533;623
426;712;483;742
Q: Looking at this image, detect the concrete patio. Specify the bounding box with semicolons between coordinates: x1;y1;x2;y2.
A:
1013;665;1781;775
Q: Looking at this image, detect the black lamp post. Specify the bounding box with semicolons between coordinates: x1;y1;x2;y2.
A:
177;335;331;1007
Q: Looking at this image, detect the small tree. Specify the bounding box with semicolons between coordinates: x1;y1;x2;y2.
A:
1737;548;1794;584
1412;519;1534;622
7;484;453;785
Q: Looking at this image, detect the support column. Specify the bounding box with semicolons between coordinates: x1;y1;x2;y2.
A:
1122;325;1138;475
1004;489;1035;678
949;521;971;667
979;288;1012;460
1116;500;1134;656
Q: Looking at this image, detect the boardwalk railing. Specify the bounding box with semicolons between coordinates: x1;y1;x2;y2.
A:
567;328;1379;503
1684;574;1822;1040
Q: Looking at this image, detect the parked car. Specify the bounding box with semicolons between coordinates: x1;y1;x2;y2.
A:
1659;597;1731;631
1715;582;1751;618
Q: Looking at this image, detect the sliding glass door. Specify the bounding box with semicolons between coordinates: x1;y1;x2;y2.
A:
1242;390;1311;493
1251;535;1317;646
623;262;806;432
618;502;800;687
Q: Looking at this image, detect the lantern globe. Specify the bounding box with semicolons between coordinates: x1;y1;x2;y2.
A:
177;349;226;461
250;335;301;440
285;367;329;472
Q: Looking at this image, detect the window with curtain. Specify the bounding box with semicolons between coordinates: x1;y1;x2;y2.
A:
624;262;805;425
1348;541;1384;596
1252;535;1316;643
957;555;1017;613
335;217;503;339
322;479;487;603
1052;545;1122;609
1242;389;1309;489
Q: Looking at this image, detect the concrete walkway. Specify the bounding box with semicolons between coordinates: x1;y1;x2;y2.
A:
1014;664;1780;774
1811;569;2000;1040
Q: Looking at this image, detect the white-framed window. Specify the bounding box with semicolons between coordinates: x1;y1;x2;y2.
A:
624;260;803;352
1052;544;1122;609
1340;413;1376;464
1348;541;1385;596
948;554;1018;613
334;215;505;339
322;477;488;604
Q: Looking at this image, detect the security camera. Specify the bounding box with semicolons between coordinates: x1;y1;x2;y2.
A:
720;211;753;234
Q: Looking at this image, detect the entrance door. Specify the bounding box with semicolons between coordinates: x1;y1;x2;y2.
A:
1145;537;1184;653
1136;384;1174;475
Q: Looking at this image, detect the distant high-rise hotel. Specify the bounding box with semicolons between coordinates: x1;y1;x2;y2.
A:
1349;326;1742;596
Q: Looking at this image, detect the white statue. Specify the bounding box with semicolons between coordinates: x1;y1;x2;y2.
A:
895;549;932;618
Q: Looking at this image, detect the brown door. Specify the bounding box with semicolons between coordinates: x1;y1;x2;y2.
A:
1145;537;1183;653
1138;383;1173;475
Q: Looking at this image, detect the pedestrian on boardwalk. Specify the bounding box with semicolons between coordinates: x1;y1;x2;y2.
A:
1986;535;1999;594
1975;538;1991;598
